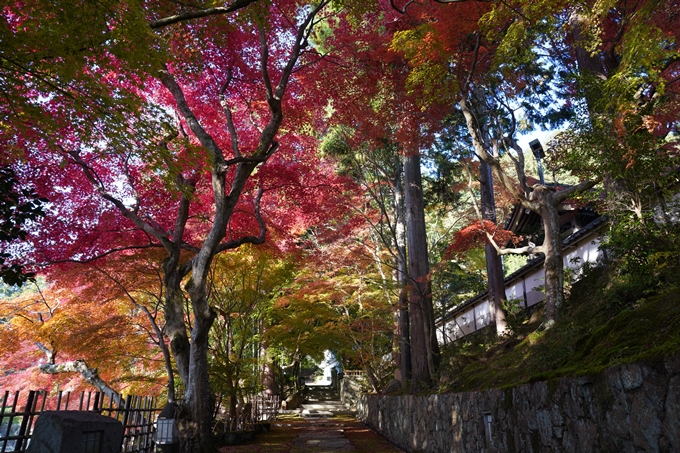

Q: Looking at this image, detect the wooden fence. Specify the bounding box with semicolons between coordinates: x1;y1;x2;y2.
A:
343;370;365;379
213;394;279;433
0;390;160;453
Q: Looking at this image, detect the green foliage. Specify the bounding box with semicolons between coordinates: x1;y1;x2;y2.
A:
1;0;165;144
207;245;296;400
390;25;458;106
604;218;680;297
501;297;529;336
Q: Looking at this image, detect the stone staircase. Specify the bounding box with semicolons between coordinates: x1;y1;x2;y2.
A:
300;385;356;419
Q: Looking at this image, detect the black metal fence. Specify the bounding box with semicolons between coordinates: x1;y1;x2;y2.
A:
0;390;160;453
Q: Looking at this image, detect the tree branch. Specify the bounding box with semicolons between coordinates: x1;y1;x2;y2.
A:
219;68;241;158
149;0;259;29
61;147;175;250
214;186;266;253
258;23;274;101
36;342;55;364
40;359;120;398
159;67;226;167
554;178;599;204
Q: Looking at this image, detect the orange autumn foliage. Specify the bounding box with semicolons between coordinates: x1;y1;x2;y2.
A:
445;220;518;258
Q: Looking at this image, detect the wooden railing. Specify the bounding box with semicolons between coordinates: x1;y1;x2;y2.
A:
212;394;280;433
343;370;366;378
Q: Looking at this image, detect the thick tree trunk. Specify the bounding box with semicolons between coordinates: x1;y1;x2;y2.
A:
179;286;218;453
479;160;508;335
260;321;277;395
568;10;607;79
164;268;191;387
404;153;438;390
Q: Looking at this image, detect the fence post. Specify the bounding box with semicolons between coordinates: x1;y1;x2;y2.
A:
14;391;36;451
93;392;101;413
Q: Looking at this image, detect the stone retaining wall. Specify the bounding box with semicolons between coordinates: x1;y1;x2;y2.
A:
357;352;680;452
341;376;364;409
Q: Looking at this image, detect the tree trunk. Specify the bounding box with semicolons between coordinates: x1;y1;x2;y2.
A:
178;286;218;453
568;10;607;80
363;363;381;393
163;266;191;387
39;359;120;398
479;160;508;335
540;194;565;327
260;321;278;395
404;152;438;390
158;323;177;403
393;164;411;382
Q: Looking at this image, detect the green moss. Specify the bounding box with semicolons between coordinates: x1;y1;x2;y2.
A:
439;264;680;394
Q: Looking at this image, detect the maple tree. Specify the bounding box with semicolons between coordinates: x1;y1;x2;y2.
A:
546;0;680;279
321;129;412;383
0;262;169;397
1;0;346;450
0;2;676;443
268;215;395;393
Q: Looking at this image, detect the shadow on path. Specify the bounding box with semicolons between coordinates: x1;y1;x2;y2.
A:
220;416;405;453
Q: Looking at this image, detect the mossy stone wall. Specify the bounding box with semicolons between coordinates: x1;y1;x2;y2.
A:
357;352;680;452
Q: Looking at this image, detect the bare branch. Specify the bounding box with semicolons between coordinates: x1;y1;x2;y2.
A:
149;0;258;29
274;0;330;101
123;153;142;214
258;23;274;101
390;0;416;14
461;32;482;96
554;178;599;204
497;243;544;256
37;243;164;266
91;265;177;402
214;186;266;254
40;359;120;398
172;173;195;246
503;135;531;196
36;342;55;364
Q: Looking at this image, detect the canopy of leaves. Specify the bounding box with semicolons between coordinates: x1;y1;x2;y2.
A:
0;166;46;285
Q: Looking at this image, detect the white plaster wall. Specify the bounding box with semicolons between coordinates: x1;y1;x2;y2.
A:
456;306;477;336
564;237;601;271
475;300;490;328
524;268;545;307
505;280;525;304
437;318;464;344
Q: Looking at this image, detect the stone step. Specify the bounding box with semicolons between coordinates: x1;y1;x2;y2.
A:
301;409;335;419
300;401;356;417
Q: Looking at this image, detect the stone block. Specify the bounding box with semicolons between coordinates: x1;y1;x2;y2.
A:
26;411;123;453
662;376;680;450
